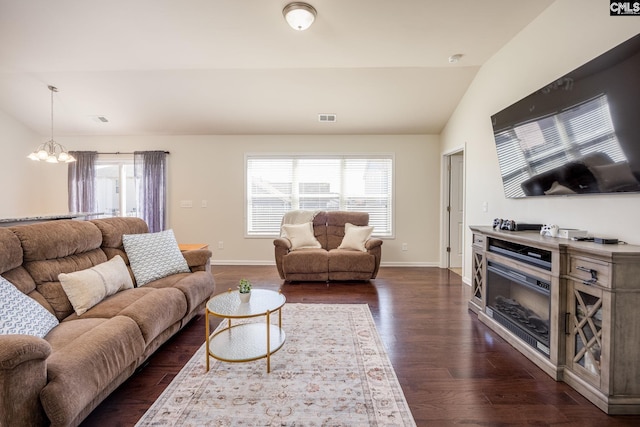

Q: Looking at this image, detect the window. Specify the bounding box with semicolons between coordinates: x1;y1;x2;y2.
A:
246;154;394;237
95;156;138;218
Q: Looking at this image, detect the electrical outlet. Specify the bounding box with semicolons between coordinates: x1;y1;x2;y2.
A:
218;241;224;250
402;243;408;251
201;200;208;208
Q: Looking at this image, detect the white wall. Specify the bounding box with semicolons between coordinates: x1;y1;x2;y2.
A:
0;110;55;217
16;134;441;265
440;0;640;282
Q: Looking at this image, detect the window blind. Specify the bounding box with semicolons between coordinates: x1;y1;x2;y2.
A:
246;154;393;236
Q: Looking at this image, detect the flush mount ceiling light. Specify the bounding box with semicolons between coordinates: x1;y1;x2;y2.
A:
28;85;75;164
283;2;317;31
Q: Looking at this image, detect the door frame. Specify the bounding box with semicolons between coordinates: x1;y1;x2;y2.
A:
440;146;466;269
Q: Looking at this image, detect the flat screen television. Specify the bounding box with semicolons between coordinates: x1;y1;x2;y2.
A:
491;33;640;198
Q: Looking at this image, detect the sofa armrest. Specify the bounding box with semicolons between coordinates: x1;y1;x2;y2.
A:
365;238;383;279
365;238;383;250
273;237;292;250
273;238;292;279
183;249;212;273
0;335;51;426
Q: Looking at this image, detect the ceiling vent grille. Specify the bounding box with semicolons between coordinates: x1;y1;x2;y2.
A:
318;113;336;123
90;115;109;123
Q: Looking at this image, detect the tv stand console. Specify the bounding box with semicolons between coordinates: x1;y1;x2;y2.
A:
469;226;640;415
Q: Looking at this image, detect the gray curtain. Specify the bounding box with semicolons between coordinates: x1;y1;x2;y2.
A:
134;151;167;232
68;151;97;213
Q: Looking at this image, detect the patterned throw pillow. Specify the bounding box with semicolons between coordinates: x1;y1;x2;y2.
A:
0;275;59;338
122;229;190;286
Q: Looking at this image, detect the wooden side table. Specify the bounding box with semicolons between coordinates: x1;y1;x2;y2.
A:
178;243;209;252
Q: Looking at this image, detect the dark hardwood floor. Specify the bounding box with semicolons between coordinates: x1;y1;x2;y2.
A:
82;266;640;426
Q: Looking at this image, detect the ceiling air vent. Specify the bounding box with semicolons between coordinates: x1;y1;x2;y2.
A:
90;115;109;123
318;113;336;123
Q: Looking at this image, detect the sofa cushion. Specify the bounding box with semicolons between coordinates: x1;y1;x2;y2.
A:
11;220;103;263
282;222;322;250
338;223;373;252
118;287;187;344
283;249;328;274
326;211;369;250
62;287;155;321
11;220;109;320
91;217;149;267
0;228;23;274
123;229;190;286
328;249;375;273
144;271;214;314
0;275;58;338
58;255;134;316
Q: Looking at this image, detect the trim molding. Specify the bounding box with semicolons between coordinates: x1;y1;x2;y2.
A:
211;260;439;267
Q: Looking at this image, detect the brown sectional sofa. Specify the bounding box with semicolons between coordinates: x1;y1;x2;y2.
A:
0;217;214;427
273;211;382;281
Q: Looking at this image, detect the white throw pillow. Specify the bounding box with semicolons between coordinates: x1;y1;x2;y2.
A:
0;275;59;337
338;223;374;252
58;255;134;316
281;222;322;251
123;229;190;286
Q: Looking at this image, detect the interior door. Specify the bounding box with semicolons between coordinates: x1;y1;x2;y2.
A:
448;152;464;268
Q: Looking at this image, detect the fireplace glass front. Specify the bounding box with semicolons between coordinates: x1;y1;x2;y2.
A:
486;261;551;357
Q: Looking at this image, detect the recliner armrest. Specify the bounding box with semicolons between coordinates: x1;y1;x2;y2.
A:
365;238;383;250
0;335;51;426
182;249;212;273
273;237;292;250
273;238;292;279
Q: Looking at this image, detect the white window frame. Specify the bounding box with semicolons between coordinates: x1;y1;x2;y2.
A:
245;153;395;238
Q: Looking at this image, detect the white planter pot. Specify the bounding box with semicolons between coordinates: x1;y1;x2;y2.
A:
239;291;251;303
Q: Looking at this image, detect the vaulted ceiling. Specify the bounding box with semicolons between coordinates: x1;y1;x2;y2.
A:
0;0;554;136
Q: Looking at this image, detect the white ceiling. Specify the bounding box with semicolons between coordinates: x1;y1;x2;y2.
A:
0;0;554;136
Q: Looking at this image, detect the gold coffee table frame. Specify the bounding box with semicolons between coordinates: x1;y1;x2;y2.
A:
205;289;286;373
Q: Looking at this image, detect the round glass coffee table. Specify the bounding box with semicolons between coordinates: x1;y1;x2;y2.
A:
205;288;286;373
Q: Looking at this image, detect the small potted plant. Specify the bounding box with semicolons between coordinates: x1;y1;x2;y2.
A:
238;279;252;303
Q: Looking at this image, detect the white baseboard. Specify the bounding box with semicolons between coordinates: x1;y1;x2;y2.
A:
211;260;275;266
379;261;439;267
211;260;439;267
461;276;471;286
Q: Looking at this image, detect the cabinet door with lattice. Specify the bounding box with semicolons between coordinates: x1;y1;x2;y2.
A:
471;248;485;308
566;280;608;388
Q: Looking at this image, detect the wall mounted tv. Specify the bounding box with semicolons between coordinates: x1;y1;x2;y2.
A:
491;33;640;198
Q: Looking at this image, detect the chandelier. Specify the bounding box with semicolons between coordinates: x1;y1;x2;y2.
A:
28;85;75;163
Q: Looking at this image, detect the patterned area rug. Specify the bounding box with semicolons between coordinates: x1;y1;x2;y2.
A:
136;303;416;426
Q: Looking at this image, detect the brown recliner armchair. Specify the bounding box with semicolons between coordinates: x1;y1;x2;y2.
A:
273;211;382;282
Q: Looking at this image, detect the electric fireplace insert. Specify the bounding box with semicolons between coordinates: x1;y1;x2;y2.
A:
486;261;551;357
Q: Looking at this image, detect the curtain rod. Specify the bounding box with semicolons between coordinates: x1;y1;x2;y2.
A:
97;151;170;155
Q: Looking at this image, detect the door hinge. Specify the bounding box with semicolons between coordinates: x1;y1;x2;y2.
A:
446;206;451;212
446;247;451;253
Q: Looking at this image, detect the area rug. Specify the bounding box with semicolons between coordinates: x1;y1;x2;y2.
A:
136;303;416;426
